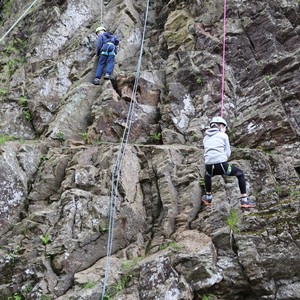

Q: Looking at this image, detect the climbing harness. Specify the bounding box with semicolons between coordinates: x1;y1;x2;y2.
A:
100;0;150;299
225;163;232;175
220;0;227;117
0;0;39;43
206;162;232;177
100;42;116;56
220;162;232;175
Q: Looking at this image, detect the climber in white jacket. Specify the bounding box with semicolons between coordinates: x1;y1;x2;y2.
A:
202;116;256;208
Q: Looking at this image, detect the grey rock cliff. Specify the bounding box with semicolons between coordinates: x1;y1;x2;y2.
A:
0;0;299;299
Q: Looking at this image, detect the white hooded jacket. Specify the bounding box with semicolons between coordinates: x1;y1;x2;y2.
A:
203;128;231;164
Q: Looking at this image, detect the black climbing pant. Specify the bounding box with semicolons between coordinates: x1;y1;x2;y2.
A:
204;161;247;194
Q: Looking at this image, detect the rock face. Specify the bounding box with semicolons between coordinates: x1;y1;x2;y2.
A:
0;0;299;299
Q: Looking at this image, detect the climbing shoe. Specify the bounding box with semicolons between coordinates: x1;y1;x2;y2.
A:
104;73;111;80
201;195;212;206
93;78;100;85
240;197;256;208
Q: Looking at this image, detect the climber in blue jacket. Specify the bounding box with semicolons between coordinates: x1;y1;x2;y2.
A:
93;26;119;85
202;116;256;208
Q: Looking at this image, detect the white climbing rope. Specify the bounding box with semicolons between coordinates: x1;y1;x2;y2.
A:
100;0;103;24
100;0;151;298
0;0;40;43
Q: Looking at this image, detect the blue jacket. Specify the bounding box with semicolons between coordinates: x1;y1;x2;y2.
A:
95;32;119;56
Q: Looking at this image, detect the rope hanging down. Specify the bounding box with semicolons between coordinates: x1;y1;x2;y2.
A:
0;0;40;43
100;0;150;299
220;0;227;117
100;0;103;25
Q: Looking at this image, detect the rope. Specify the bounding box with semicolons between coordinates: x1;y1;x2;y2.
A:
100;0;103;24
0;0;40;43
100;0;150;298
220;0;227;117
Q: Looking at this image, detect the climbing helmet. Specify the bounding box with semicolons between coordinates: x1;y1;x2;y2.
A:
95;26;106;34
210;116;227;128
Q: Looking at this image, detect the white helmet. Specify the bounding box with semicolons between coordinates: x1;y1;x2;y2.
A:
95;26;106;34
210;116;227;127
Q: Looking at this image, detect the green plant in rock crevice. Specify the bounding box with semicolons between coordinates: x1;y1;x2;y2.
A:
150;132;162;144
40;295;52;300
19;95;28;106
81;131;88;143
105;274;132;299
199;177;205;189
121;256;143;273
1;0;15;17
8;293;21;300
265;74;271;81
1;38;27;79
0;87;8;96
289;189;300;197
99;224;108;234
2;38;27;55
83;281;97;289
22;283;33;294
191;132;199;141
19;95;32;122
227;208;240;250
227;208;239;233
103;256;144;299
40;233;50;245
1;56;26;78
159;241;180;251
0;134;16;144
55;131;65;142
196;76;205;85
